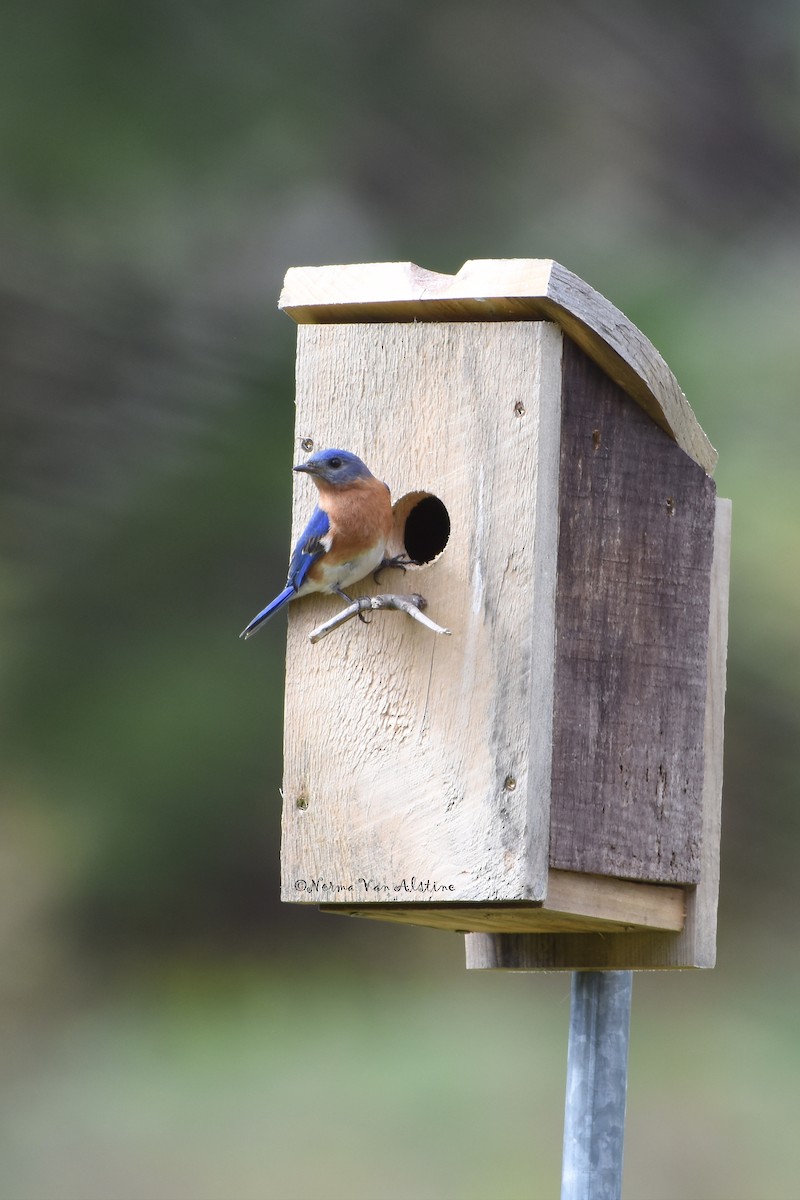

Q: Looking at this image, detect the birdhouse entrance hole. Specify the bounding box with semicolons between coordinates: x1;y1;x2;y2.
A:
391;491;450;566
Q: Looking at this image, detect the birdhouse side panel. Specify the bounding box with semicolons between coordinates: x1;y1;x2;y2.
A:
281;321;564;904
549;339;717;885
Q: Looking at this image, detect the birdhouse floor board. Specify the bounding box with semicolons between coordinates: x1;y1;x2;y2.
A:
317;868;685;935
464;931;696;971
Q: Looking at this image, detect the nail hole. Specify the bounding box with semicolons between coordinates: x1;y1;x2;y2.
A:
666;497;675;516
592;429;602;449
503;775;517;792
300;438;314;453
295;795;308;810
514;400;526;417
389;492;450;566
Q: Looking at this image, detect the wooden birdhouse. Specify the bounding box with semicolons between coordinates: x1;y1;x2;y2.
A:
276;260;730;971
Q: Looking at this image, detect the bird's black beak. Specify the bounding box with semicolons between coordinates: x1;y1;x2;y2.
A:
293;462;316;475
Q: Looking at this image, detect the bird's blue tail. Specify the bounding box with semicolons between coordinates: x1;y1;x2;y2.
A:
239;586;294;639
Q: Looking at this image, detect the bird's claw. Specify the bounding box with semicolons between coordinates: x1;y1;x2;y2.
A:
373;554;415;586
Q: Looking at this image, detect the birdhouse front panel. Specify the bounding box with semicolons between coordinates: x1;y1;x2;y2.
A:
280;321;564;906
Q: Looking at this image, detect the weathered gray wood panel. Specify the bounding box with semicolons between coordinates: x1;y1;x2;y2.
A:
549;339;717;884
465;494;730;968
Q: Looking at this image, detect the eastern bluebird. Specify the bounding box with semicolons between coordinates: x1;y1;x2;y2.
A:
240;448;395;639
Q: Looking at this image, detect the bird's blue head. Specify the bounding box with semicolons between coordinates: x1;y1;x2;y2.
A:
294;448;374;486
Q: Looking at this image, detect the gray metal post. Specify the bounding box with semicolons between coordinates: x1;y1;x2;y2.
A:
561;970;633;1200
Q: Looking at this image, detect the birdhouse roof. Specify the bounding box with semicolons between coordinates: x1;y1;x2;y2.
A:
279;259;716;473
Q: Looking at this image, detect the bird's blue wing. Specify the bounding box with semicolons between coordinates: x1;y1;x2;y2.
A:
286;505;330;590
239;507;331;640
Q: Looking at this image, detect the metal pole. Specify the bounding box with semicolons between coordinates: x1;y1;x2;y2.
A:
561;970;633;1200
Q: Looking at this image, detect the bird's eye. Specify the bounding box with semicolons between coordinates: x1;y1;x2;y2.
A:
328;456;343;469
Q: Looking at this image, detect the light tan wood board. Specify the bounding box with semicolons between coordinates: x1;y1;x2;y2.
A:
281;321;563;904
321;868;686;935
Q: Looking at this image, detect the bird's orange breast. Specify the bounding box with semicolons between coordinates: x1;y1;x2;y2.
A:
315;476;393;560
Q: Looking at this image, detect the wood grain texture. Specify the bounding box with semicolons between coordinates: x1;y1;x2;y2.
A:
464;497;730;969
677;496;730;966
543;869;683;930
281;322;563;905
320;868;685;934
549;339;717;885
279;259;716;473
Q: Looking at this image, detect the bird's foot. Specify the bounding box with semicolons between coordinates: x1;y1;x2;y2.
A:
334;585;371;624
373;554;415;586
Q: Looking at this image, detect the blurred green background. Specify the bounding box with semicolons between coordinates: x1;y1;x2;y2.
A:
2;3;799;1198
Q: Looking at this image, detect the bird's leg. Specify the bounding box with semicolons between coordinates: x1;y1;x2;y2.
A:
334;585;370;624
372;554;415;586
